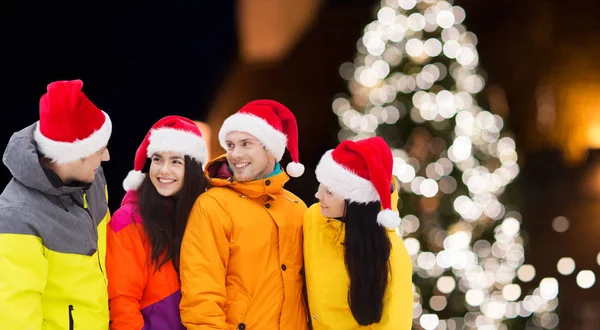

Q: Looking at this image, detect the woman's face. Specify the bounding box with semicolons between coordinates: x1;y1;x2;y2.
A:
315;183;346;218
149;151;186;197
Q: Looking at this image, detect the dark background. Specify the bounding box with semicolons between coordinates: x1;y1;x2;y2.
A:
2;0;600;328
1;1;237;204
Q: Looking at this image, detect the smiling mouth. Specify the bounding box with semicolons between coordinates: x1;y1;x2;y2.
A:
158;178;175;184
320;203;328;209
234;162;250;169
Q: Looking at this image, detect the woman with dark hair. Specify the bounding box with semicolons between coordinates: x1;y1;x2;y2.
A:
106;116;208;329
304;136;413;329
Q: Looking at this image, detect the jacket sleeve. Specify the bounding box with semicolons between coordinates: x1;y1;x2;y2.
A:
106;207;148;330
0;210;47;329
98;182;111;276
180;196;231;329
375;232;414;330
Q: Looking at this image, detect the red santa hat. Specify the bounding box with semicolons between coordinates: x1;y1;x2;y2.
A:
122;115;208;191
34;79;112;164
218;99;304;177
315;136;400;229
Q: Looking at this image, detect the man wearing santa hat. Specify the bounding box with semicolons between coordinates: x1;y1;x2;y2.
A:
0;80;112;329
180;100;309;330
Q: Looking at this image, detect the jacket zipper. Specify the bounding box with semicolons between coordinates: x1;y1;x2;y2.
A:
301;268;313;329
68;305;74;330
69;192;105;277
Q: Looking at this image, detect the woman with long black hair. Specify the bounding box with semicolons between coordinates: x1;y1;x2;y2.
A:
106;116;208;329
304;136;413;329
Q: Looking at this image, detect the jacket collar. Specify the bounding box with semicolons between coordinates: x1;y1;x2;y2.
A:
204;155;289;199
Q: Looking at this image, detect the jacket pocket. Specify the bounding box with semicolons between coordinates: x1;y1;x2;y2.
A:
68;305;74;330
225;290;252;325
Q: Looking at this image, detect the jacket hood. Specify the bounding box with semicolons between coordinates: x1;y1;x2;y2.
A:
3;123;83;196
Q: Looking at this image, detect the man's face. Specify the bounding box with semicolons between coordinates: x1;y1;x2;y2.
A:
224;131;276;182
66;147;110;183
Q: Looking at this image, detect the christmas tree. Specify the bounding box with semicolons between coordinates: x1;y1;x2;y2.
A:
331;0;559;329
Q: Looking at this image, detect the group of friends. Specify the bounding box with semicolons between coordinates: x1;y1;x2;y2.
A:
0;79;414;329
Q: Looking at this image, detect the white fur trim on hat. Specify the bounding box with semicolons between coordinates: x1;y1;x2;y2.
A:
34;111;112;164
147;128;208;165
218;113;287;161
377;209;401;229
122;170;146;191
315;150;379;203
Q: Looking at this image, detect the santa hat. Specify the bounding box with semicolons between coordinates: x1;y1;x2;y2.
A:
217;100;304;177
34;79;112;164
315;137;400;229
122;115;208;191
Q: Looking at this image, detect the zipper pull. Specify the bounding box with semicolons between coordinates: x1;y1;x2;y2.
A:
83;192;88;209
69;305;74;330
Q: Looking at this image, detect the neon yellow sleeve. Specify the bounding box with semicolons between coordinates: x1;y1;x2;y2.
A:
0;234;48;329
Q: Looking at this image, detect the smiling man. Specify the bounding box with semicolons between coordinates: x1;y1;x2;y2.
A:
0;80;112;329
180;100;309;330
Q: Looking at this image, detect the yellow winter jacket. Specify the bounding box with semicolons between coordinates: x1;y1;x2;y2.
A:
180;156;309;330
0;124;110;330
303;201;413;330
